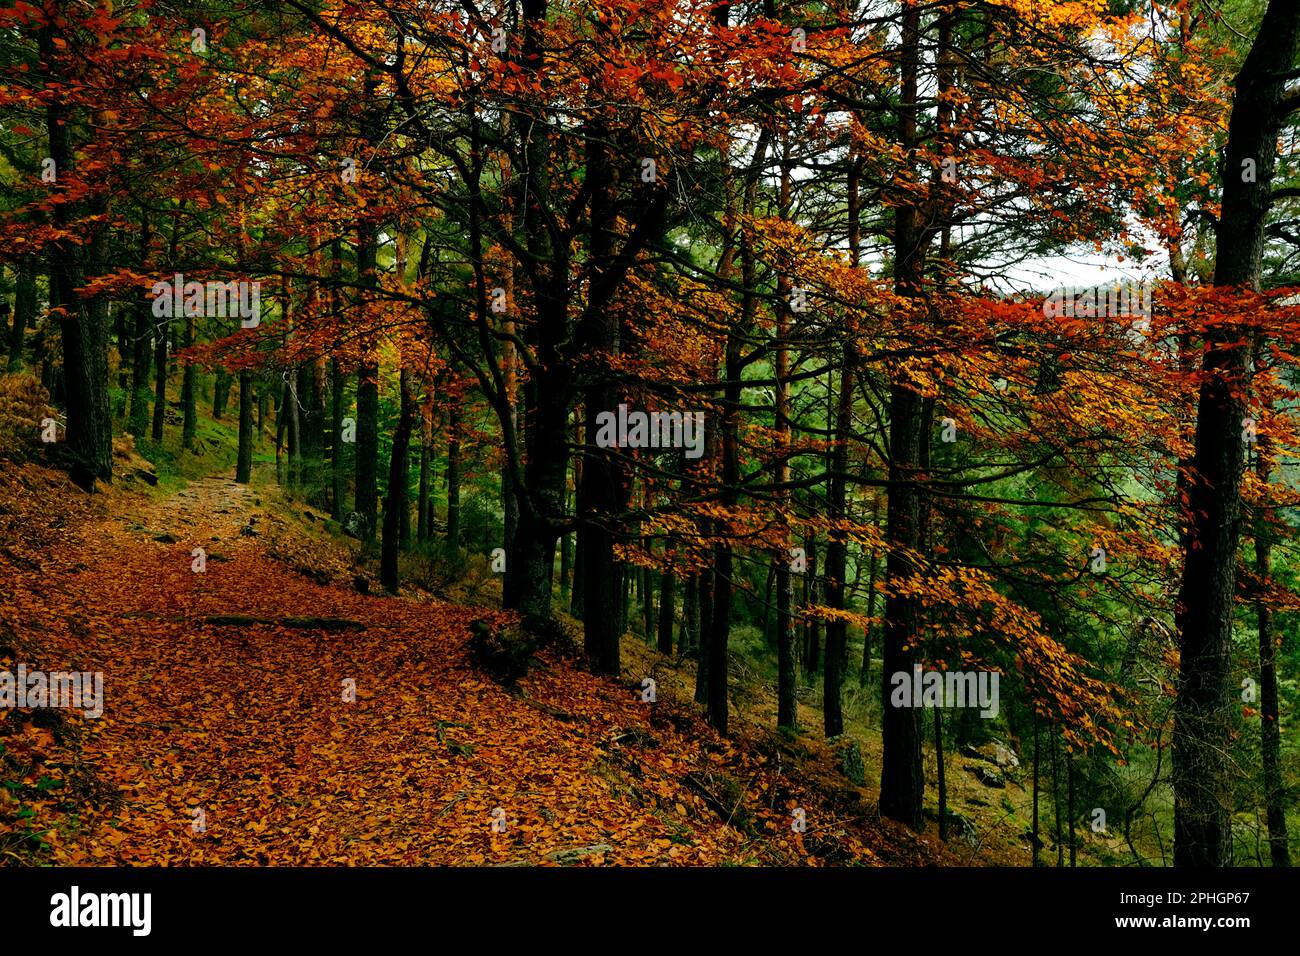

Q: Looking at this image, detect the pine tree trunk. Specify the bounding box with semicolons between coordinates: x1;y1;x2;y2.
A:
331;357;346;520
151;317;167;441
1255;422;1291;866
935;709;947;841
128;219;152;437
696;568;712;706
355;360;379;539
642;564;655;643
681;573;698;656
657;571;675;655
181;311;196;450
381;369;414;593
41;24;110;483
1174;0;1300;868
446;401;462;548
10;257;35;370
235;370;253;483
1032;712;1041;867
213;369;232;420
879;2;927;831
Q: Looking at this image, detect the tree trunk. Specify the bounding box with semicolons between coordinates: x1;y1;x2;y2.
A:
823;340;856;736
1174;0;1300;868
9;257;36;370
878;2;927;831
1255;426;1291;866
680;573;697;656
355;361;379;539
151;316;167;442
417;397;431;541
330;359;346;519
642;563;655;643
213;369;232;420
128;218;152;437
1032;712;1041;867
446;400;462;548
381;369;414;593
181;310;196;450
657;571;676;655
41;24;110;483
235;369;253;483
935;710;947;841
695;569;712;705
1068;750;1077;867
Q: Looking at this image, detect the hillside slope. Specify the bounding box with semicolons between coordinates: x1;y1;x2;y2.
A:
1;452;954;866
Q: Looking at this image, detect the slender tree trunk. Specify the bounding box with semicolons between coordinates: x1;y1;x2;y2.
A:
181;310;196;450
696;568;712;705
680;573;697;656
7;258;35;369
128;218;152;437
446;400;462;548
355;360;378;538
381;369;414;593
657;571;676;655
1255;424;1291;866
935;710;947;840
151;314;167;442
235;370;253;483
417;396;431;542
1068;750;1077;867
1032;712;1041;867
331;358;346;520
824;352;854;737
642;562;656;642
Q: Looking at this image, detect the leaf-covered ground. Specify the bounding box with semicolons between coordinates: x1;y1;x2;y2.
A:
1;455;951;866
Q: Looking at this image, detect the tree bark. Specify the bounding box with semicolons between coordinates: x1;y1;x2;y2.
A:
1174;0;1300;868
235;369;253;483
381;369;414;593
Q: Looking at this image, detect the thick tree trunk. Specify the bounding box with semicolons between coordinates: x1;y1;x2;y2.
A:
879;2;927;831
330;358;346;520
41;24;111;483
1174;0;1300;868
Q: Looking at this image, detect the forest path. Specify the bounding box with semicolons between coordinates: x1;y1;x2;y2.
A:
8;466;890;865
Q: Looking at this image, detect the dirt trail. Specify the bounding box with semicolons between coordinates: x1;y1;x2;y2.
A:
5;468;904;865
